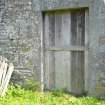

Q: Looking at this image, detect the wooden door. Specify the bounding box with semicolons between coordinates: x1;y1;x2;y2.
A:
44;10;88;95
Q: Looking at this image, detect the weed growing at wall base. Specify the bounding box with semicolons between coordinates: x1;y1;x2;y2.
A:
0;85;105;105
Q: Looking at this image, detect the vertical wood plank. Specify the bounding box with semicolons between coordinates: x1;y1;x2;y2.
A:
45;13;55;89
78;52;84;93
49;13;55;47
71;12;77;45
78;11;85;46
55;12;63;89
44;14;50;89
55;51;70;90
48;13;55;89
41;12;44;92
1;63;8;87
45;51;55;89
49;51;55;89
55;12;71;91
0;61;5;85
55;12;62;47
1;63;14;96
71;10;85;46
70;10;85;95
71;51;84;95
69;13;72;92
60;12;71;47
62;12;71;91
84;10;89;92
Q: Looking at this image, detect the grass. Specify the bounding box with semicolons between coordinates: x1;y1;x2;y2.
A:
0;85;105;105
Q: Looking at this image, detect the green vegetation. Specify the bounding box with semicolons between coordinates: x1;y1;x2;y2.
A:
24;77;40;91
0;85;105;105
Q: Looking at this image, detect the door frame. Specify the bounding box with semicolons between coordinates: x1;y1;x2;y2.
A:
42;8;89;93
84;9;89;93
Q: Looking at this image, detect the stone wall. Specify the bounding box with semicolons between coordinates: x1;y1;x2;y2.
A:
89;0;105;98
0;0;41;85
1;0;105;97
39;0;105;97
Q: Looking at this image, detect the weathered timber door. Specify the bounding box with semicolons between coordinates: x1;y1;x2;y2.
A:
44;9;88;95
